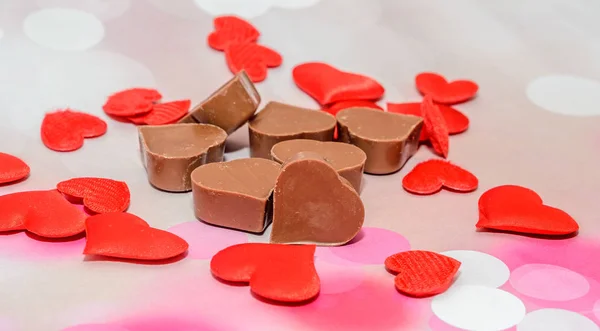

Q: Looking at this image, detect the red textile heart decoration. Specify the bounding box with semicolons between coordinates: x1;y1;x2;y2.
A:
385;250;461;297
41;110;107;152
128;100;191;125
421;96;449;158
477;185;579;236
57;177;130;214
0;190;86;237
84;212;189;260
293;62;385;105
415;72;478;105
225;43;282;83
402;160;478;195
0;153;30;184
387;102;469;141
211;243;320;303
103;88;162;117
208;16;260;51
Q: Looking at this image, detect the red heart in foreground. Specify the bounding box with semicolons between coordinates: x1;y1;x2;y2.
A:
387;102;469;141
415;72;478;105
128;100;191;125
103;88;162;117
421;96;449;158
57;177;130;214
211;243;320;303
477;185;579;236
293;62;385;105
402;160;478;195
0;152;30;184
207;16;260;51
385;250;461;297
225;43;282;82
41;110;107;152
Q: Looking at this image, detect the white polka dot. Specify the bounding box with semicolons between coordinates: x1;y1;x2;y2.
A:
442;250;510;288
193;0;321;18
36;0;131;21
517;309;599;331
432;285;526;331
594;300;600;322
527;75;600;116
23;8;105;51
510;264;590;301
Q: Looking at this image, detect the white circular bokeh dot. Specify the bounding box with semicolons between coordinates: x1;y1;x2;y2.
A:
510;263;590;302
193;0;321;18
431;285;526;331
442;250;510;288
36;0;131;21
517;309;599;331
23;8;105;51
527;75;600;116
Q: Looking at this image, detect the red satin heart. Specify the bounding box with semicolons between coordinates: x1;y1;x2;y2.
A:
41;110;107;152
57;177;130;214
402;160;478;195
324;100;382;139
128;100;191;125
225;43;282;83
84;212;189;261
103;88;162;117
293;62;385;105
0;153;30;184
208;16;260;51
385;250;461;297
421;96;449;158
415;72;478;105
387;102;469;141
477;185;579;236
211;243;320;303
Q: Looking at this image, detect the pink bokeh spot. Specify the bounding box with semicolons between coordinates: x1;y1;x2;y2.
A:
167;221;247;260
510;264;590;301
315;260;365;295
62;324;128;331
593;300;600;322
0;232;86;260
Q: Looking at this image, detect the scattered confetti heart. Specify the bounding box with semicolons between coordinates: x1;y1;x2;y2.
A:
402;160;478;195
477;185;579;236
211;243;320;303
208;16;260;51
0;153;30;184
387;102;469;141
103;88;162;117
127;100;191;125
41;110;107;152
385;250;461;297
415;72;478;105
421;96;449;158
84;212;189;261
57;177;130;214
225;43;282;82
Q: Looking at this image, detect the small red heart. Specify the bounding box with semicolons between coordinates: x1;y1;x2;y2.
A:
402;160;478;195
415;72;478;105
128;100;191;125
477;185;579;236
293;62;385;105
84;212;189;261
385;250;461;297
103;88;162;117
323;100;382;139
208;16;260;51
387;102;469;141
225;43;282;83
0;153;30;184
211;243;320;303
57;177;130;214
421;96;449;158
41;110;107;152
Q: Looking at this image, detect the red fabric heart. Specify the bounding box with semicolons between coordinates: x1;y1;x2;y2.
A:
41;110;107;152
57;177;130;214
477;185;579;236
84;212;189;260
225;43;282;83
293;62;385;105
0;153;30;184
387;102;469;141
128;100;191;125
402;160;478;195
415;72;478;105
103;88;162;117
211;243;320;303
208;16;260;51
421;96;449;158
385;250;461;297
324;100;382;139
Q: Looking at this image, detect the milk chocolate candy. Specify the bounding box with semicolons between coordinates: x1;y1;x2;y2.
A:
271;139;366;192
336;107;423;175
248;101;336;159
179;71;260;134
270;155;365;246
191;158;281;233
138;123;227;192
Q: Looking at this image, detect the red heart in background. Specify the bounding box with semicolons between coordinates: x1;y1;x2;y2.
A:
415;72;478;105
0;152;30;184
225;43;282;83
208;16;260;51
477;185;579;236
323;100;382;139
387;102;469;141
128;100;191;125
402;160;478;195
293;62;385;105
84;212;189;261
103;88;162;117
41;110;107;152
57;177;130;214
421;96;449;158
211;243;320;303
385;250;461;297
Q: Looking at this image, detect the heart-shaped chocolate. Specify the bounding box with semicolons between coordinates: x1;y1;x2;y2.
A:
270;155;364;246
271;139;366;193
138;124;227;192
248;101;336;159
191;158;281;233
336;107;423;174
